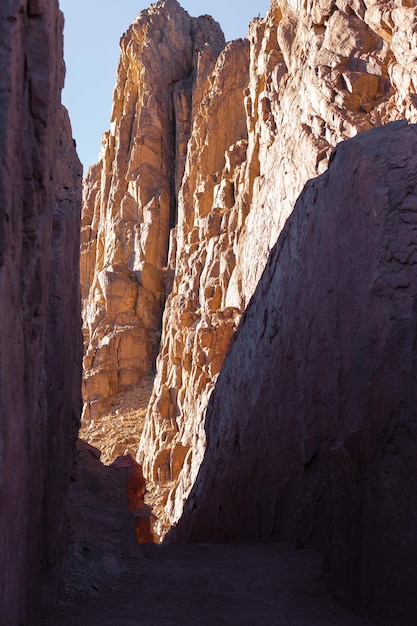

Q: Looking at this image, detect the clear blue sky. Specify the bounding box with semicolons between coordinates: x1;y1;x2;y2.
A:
60;0;270;170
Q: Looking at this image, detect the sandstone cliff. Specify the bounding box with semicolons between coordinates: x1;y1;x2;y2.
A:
136;0;417;536
0;1;82;623
174;120;417;626
80;0;225;423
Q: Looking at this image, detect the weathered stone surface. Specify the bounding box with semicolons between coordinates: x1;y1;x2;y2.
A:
0;1;82;623
137;36;250;536
44;102;83;605
236;0;417;304
137;0;417;537
174;121;417;626
80;0;225;423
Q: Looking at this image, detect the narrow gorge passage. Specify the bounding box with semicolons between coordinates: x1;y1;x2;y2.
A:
75;1;417;623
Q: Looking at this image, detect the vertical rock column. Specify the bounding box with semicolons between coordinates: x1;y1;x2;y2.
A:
0;0;82;623
80;0;225;423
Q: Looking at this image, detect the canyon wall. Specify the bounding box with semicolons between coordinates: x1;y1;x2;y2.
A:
137;0;417;535
80;0;417;547
0;1;82;623
175;120;417;626
80;0;225;423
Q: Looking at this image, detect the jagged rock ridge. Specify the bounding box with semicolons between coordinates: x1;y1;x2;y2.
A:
0;1;82;623
81;0;417;542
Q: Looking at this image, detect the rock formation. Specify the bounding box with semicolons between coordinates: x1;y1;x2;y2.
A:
80;0;225;423
81;0;417;553
174;120;417;626
113;452;155;544
136;0;417;536
62;441;143;602
76;0;417;621
0;1;82;623
137;35;251;533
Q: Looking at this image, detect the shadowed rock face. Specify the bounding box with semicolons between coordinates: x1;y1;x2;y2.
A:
174;121;417;626
0;1;82;623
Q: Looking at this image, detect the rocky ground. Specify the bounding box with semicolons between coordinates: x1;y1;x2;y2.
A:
80;376;154;465
42;542;372;626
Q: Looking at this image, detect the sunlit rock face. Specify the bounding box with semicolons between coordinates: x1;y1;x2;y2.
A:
136;0;417;537
174;120;417;626
0;1;82;623
80;0;225;423
137;37;251;534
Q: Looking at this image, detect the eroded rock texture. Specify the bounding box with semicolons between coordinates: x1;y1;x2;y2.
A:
0;1;82;623
175;121;417;626
137;36;251;531
80;0;225;422
136;0;417;535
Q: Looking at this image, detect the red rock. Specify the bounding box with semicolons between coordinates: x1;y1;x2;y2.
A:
174;121;417;626
0;1;82;622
